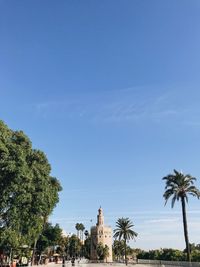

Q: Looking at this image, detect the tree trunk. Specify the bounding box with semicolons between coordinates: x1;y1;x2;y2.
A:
181;196;191;262
124;239;127;265
31;238;37;266
9;248;13;265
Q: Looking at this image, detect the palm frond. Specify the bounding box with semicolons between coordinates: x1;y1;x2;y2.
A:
114;217;137;242
162;170;200;209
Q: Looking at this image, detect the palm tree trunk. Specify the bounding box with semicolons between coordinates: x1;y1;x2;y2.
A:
124;239;127;265
181;196;191;262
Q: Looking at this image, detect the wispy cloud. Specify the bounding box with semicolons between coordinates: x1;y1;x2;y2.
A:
32;86;200;126
144;218;179;224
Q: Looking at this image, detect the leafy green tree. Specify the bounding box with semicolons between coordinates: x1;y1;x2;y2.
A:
126;246;136;260
194;244;200;251
96;243;110;262
148;249;161;260
0;121;62;257
114;218;138;265
163;248;184;261
83;235;91;259
57;236;68;256
163;169;200;261
191;249;200;262
104;245;110;262
96;242;104;260
68;235;82;258
66;237;71;259
188;243;196;252
137;248;185;261
137;250;151;260
113;241;136;262
113;240;125;261
36;223;63;258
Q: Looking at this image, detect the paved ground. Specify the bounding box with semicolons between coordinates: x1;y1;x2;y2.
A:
38;261;145;267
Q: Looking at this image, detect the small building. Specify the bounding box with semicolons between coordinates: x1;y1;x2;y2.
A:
90;207;113;262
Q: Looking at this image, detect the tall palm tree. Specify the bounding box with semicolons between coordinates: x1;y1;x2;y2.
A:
114;218;138;265
163;169;200;262
79;223;85;242
75;223;81;239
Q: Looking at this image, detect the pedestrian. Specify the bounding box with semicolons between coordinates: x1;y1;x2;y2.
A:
62;257;65;267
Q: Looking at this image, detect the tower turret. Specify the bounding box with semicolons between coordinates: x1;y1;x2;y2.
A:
97;206;104;226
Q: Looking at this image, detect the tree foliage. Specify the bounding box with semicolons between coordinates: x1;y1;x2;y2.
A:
137;248;186;261
113;240;125;261
83;234;91;259
75;223;85;241
0;121;62;250
36;223;63;255
137;244;200;262
96;242;109;261
67;234;82;258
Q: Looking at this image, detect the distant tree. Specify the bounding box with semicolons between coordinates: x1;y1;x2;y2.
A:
113;240;136;262
36;223;63;259
96;243;109;261
113;240;125;261
148;249;161;260
137;250;150;260
83;235;91;259
75;223;80;239
137;248;185;261
191;249;200;262
104;245;110;262
84;230;89;239
79;223;85;242
114;218;138;265
56;236;68;256
63;236;70;258
68;235;82;258
97;242;104;261
194;244;200;251
126;246;136;260
163;169;200;261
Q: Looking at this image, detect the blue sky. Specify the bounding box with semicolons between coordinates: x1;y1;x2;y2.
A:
1;0;200;250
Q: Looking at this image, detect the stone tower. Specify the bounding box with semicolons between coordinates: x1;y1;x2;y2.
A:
90;207;113;262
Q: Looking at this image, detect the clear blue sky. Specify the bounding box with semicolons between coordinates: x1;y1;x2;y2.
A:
1;0;200;250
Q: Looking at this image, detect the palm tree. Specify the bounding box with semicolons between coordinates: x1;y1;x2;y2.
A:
79;223;85;242
163;169;200;262
114;218;138;265
75;223;81;239
84;230;89;239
